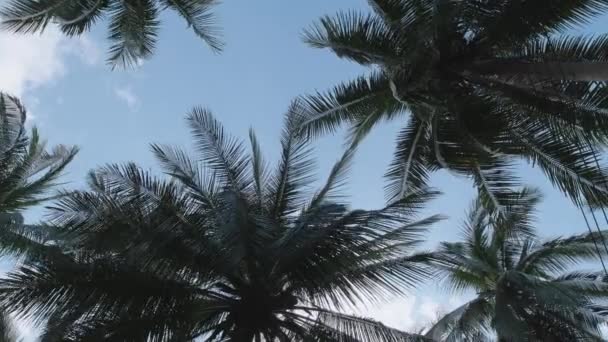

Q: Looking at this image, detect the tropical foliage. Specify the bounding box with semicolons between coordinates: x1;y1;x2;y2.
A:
0;0;222;67
0;93;77;341
0;93;77;260
427;188;608;341
300;0;608;209
0;106;441;341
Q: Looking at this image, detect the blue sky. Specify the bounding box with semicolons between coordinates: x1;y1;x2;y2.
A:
2;0;608;337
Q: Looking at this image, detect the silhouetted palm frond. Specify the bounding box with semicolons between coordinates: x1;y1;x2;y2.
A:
0;0;222;67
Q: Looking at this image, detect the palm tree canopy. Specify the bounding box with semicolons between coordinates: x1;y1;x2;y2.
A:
0;93;77;259
0;0;222;67
0;105;440;341
0;93;77;341
300;0;608;208
427;187;608;341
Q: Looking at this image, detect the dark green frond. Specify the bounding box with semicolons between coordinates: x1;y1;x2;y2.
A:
313;310;431;342
303;11;397;65
425;297;492;342
510;124;608;205
384;117;431;203
187;107;251;193
0;0;64;33
367;0;409;24
160;0;223;52
474;0;608;50
56;0;108;36
517;230;608;274
306;144;355;212
107;0;159;68
267;103;315;222
471;160;521;219
248;129;268;208
1;0;222;67
299;72;399;138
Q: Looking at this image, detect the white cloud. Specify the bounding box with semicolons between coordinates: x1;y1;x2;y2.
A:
114;85;139;111
0;27;100;100
66;35;101;66
355;294;467;334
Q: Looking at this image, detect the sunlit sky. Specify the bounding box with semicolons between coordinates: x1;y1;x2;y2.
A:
1;0;608;338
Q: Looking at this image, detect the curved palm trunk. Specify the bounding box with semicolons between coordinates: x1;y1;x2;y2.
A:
470;60;608;81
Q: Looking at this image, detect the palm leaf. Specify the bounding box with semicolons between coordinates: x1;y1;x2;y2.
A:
161;0;223;52
425;297;492;342
267;102;315;222
299;72;400;138
303;11;397;65
187;107;250;193
312;309;431;342
107;0;159;68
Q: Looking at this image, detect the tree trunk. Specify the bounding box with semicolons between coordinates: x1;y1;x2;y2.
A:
469;60;608;81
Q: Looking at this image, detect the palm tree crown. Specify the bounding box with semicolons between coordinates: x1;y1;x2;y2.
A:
0;93;77;258
427;188;608;341
0;105;440;341
0;93;77;341
0;0;222;67
300;0;608;209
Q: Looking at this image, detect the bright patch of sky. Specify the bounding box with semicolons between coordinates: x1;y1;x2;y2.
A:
0;0;607;339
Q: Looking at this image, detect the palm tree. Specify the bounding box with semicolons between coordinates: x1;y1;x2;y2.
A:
299;0;608;209
426;187;608;341
0;93;77;257
0;105;439;341
0;0;222;67
0;93;77;341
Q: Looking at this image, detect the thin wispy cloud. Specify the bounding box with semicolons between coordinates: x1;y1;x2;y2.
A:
114;85;140;112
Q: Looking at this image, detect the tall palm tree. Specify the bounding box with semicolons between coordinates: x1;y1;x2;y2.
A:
0;0;222;67
299;0;608;209
0;93;77;341
426;188;608;341
0;105;439;341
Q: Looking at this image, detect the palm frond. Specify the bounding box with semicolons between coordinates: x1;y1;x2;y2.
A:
510;125;608;205
303;11;397;65
55;0;108;36
367;0;409;25
471;160;521;219
299;72;400;138
312;309;431;342
0;256;200;327
283;191;439;309
151;143;223;215
474;0;608;50
306;144;355;212
161;0;223;52
517;230;608;274
0;0;65;33
267;102;315;222
248;129;268;208
187;107;250;193
384;117;431;203
107;0;159;68
425;297;492;342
